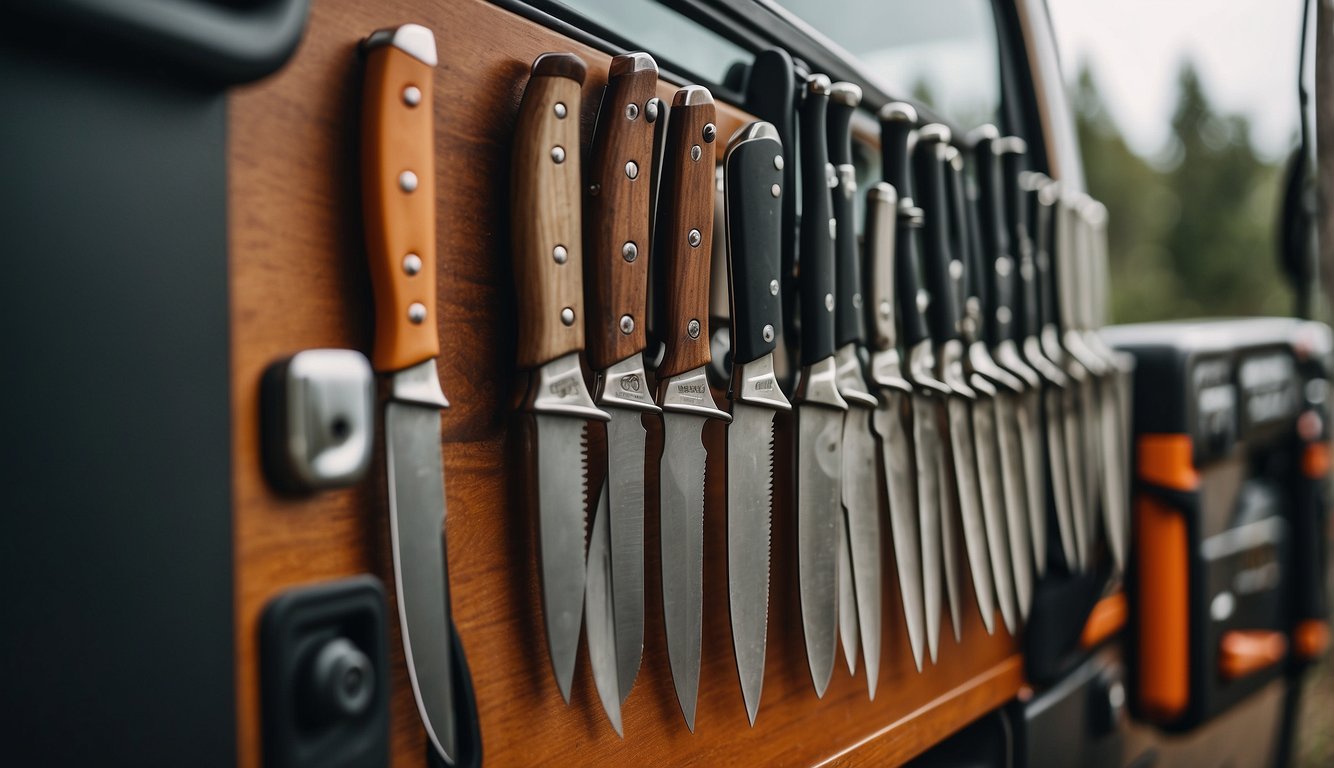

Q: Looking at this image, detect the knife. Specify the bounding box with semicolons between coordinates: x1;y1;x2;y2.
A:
360;23;456;763
913;125;993;640
880;103;951;663
723;120;792;725
653;85;730;732
512;52;609;702
944;140;1020;633
996;138;1050;579
795;73;849;694
827;81;882;694
584;53;662;717
863;179;927;671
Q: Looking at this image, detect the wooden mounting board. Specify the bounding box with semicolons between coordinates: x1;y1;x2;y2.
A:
229;0;1023;765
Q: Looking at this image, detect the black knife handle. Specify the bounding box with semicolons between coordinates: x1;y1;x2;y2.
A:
827;81;864;347
863;182;898;351
1027;172;1061;331
878;102;917;201
999;137;1038;341
798;74;837;365
725;122;785;365
896;201;931;348
970;127;1014;347
945;146;981;344
745;49;799;348
912;124;959;343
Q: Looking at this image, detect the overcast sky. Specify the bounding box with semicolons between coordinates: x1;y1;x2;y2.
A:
1046;0;1307;162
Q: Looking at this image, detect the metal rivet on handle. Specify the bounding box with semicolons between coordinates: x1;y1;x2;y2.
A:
879;300;891;319
774;155;784;170
551;146;566;164
402;253;422;275
691;145;702;162
402;86;422;107
997;307;1013;325
762;324;775;343
852;293;863;310
620;315;635;334
625;161;639;179
917;290;930;314
622;242;638;262
687;319;701;339
625;103;639;120
703;123;716;143
771;184;781;198
688;229;702;247
828;218;837;239
553;245;568;264
949;260;963;279
645;98;660;123
561;307;576;326
554;102;567;119
825;293;834;312
408;302;427;324
996;257;1013;277
398;171;418;192
770;279;780;296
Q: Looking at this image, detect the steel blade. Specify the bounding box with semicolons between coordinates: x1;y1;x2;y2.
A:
836;499;859;675
1098;376;1126;571
843;406;883;697
660;412;707;731
727;403;775;726
995;392;1034;621
386;402;457;761
944;394;997;634
1043;389;1077;569
585;482;623;735
1060;386;1089;570
797;404;843;695
534;413;590;703
1017;390;1049;576
1079;377;1102;570
910;393;944;662
606;410;647;704
874;391;926;671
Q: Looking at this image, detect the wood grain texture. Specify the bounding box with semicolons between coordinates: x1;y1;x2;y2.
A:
654;87;718;380
511;54;586;369
229;1;1021;765
585;53;658;371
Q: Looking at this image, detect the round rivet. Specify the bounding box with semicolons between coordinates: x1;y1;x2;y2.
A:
402;86;422;107
589;183;601;197
769;279;779;296
553;245;568;264
852;293;863;310
997;306;1013;325
687;319;701;339
996;257;1012;277
691;145;702;162
402;253;422;275
561;307;576;326
771;183;781;198
625;161;639;179
828;218;837;240
620;315;635;334
879;300;892;319
774;155;784;170
703;123;716;143
408;302;427;324
625;103;639;120
688;229;702;247
551;146;566;164
917;290;930;314
824;293;834;312
622;242;638;262
949;260;963;279
645;98;660;123
762;324;775;343
398;171;418;192
554;102;568;119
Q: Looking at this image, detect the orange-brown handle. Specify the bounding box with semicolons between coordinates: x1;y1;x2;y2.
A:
653;86;717;380
512;53;588;369
585;52;658;371
361;25;439;373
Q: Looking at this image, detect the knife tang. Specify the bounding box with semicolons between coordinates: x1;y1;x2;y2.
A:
725;122;786;368
653;86;718;380
798;74;838;367
827;82;865;348
912;125;961;345
586;52;658;372
512;53;588;370
362;25;440;375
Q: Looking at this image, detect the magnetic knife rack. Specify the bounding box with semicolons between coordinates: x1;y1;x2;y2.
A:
231;0;1024;764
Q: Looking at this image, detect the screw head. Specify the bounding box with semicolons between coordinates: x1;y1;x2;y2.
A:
625;160;639;179
625;102;639;120
408;302;427;324
691;145;702;162
770;279;780;296
553;245;568;264
551;146;566;164
402;253;422;275
688;229;702;247
762;324;775;342
620;315;635;334
554;102;567;119
771;183;781;198
398;170;418;192
402;85;422;107
703;123;716;142
560;307;576;326
622;242;638;262
825;293;835;312
687;319;701;339
645;98;660;123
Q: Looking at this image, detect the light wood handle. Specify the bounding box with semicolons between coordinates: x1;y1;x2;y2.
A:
511;52;587;369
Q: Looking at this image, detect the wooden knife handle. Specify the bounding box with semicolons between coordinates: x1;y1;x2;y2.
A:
653;86;717;380
361;24;439;373
585;52;658;371
512;52;588;369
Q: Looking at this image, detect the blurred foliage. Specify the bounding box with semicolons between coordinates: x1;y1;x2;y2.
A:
1074;60;1294;323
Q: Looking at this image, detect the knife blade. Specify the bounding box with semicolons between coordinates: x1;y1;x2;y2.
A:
827;81;883;693
914;124;996;640
584;486;623;735
795;74;849;694
584;52;662;711
880;103;951;663
360;24;456;763
653;85;730;732
863;179;928;672
722;120;792;724
511;52;610;703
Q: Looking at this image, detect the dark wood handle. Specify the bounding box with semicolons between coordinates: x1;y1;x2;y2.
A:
511;52;587;369
585;52;658;371
653;86;717;379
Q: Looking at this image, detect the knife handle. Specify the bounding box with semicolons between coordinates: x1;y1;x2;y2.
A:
878;102;917;201
585;52;658;371
1028;173;1060;331
828;82;865;348
361;25;439;373
863;182;898;351
999;138;1039;341
724;122;785;365
971;128;1014;346
511;53;588;370
653;86;717;379
798;74;837;366
745;49;799;347
912;124;959;343
944;147;981;339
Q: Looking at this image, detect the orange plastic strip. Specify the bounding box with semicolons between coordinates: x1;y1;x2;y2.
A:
1303;442;1331;480
1136;495;1190;721
1138;433;1200;491
1295;620;1331;660
1219;630;1287;680
1080;592;1128;650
